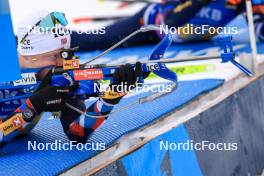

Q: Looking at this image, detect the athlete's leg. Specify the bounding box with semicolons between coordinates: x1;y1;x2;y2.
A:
71;0;216;51
70;5;160;51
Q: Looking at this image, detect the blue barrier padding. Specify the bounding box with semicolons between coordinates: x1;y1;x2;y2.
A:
0;79;223;176
0;0;21;82
121;124;203;176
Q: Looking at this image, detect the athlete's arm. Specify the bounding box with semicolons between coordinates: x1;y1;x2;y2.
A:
61;63;143;143
0;99;39;148
0;82;78;148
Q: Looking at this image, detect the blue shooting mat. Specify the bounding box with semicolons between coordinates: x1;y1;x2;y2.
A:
0;79;223;176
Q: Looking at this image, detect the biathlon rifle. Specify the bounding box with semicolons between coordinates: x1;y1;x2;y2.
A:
51;25;252;97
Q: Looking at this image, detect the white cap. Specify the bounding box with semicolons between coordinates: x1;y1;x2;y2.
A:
17;10;71;56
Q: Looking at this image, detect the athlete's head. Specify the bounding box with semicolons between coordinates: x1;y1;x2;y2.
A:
17;10;71;68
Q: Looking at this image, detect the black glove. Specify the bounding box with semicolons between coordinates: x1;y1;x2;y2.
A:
111;62;142;91
103;62;143;105
29;85;79;114
29;69;79;114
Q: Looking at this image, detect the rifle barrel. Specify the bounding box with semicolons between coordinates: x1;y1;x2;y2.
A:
54;54;221;73
103;55;221;67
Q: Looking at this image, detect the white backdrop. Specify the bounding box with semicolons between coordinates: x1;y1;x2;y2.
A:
8;0;145;33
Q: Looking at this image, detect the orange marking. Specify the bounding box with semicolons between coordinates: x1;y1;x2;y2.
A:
26;99;34;109
139;18;144;26
69;122;85;137
15;107;22;113
253;5;264;14
117;2;129;9
73;17;93;24
227;0;241;5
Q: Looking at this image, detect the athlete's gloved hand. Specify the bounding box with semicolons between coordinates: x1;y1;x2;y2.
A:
112;62;142;91
29;69;79;114
29;85;79;114
103;62;145;105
